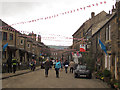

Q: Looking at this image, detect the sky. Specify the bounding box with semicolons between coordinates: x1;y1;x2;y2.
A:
0;0;116;46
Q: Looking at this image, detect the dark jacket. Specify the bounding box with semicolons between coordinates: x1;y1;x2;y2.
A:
63;60;69;67
44;61;50;69
7;57;12;65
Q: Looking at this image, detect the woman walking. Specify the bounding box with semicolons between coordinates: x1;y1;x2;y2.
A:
55;60;61;78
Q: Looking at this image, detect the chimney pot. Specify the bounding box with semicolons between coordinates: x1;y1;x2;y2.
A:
91;12;95;18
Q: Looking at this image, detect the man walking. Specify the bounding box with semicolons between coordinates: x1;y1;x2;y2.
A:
7;56;12;73
12;57;17;73
44;59;50;77
63;60;69;73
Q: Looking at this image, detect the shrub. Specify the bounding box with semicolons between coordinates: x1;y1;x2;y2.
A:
103;69;111;77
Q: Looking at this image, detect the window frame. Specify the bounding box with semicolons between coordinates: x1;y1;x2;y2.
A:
9;33;13;40
20;39;24;45
3;32;7;40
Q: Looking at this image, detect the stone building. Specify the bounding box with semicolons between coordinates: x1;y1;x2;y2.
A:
72;1;120;81
0;19;49;72
91;2;120;81
72;11;107;51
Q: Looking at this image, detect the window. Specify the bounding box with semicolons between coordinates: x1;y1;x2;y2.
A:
9;33;13;40
2;51;6;59
105;25;111;41
109;25;111;40
21;39;23;45
28;44;30;48
105;54;108;69
17;39;19;45
106;27;108;41
3;32;7;40
108;55;111;70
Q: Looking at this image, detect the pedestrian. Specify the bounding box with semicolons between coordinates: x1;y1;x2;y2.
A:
69;60;75;73
12;56;17;73
44;59;50;77
53;59;56;68
63;60;69;73
30;60;34;71
50;59;53;68
60;59;63;70
55;60;61;78
6;56;12;73
31;59;36;71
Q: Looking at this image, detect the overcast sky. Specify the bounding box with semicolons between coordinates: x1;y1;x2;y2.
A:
0;0;116;46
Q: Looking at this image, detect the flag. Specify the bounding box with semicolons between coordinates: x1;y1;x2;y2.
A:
3;43;8;51
98;39;107;54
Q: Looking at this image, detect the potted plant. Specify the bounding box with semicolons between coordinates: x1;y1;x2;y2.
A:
103;69;111;83
95;71;103;79
114;82;119;88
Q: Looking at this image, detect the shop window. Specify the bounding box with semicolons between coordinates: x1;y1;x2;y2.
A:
3;32;7;40
9;33;13;40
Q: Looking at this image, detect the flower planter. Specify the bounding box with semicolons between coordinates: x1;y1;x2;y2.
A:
104;77;110;83
114;84;118;88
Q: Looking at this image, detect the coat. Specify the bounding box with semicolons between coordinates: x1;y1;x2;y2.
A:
55;61;61;69
44;61;50;69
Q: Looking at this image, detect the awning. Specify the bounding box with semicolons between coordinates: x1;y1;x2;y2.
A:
7;45;17;51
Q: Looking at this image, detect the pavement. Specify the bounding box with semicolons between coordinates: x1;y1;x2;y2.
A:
1;66;41;80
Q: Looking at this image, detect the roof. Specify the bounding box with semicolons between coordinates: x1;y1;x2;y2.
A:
27;37;43;47
72;11;107;36
92;12;116;36
0;19;20;33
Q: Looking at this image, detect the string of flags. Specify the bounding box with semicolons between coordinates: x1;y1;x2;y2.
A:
1;27;87;41
18;35;87;41
0;1;107;29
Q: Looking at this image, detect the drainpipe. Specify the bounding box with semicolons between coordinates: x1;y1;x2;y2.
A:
15;30;16;57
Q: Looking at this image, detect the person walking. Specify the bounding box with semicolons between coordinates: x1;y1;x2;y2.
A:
63;60;69;73
30;60;34;71
7;56;12;73
50;59;53;69
69;60;75;73
55;60;61;78
44;59;50;77
12;57;17;73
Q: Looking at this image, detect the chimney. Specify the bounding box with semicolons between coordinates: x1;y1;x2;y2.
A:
91;12;95;18
112;5;116;13
109;10;111;14
38;35;41;42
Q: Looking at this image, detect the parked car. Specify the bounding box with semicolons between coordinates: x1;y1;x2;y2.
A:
74;64;92;79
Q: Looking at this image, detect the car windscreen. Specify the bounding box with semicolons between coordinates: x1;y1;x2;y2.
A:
77;65;86;70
